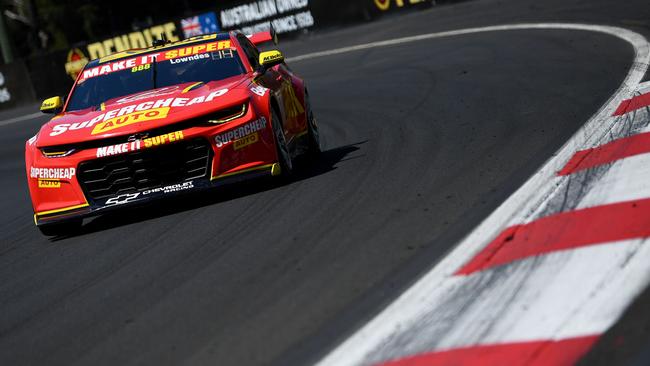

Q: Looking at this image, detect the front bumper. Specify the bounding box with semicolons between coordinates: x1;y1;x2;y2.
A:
28;106;280;226
33;162;280;225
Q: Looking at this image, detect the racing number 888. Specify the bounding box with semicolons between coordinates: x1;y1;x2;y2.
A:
131;64;151;73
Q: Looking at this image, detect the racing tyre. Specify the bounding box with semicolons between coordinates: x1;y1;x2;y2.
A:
38;219;82;236
305;94;321;157
271;109;293;178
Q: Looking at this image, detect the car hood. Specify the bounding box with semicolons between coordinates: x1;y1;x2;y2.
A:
36;75;251;147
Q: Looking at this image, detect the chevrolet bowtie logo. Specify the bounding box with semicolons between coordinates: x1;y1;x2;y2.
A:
127;133;149;142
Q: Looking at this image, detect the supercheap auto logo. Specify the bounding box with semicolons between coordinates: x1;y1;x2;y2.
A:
49;89;229;136
214;117;267;147
233;133;258;150
38;179;61;189
30;167;76;179
91;107;169;135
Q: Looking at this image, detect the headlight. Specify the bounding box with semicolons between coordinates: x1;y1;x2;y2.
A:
40;147;76;158
206;103;247;124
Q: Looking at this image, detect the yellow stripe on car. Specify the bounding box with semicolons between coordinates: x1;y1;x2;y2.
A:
182;82;204;93
35;203;89;218
211;163;275;181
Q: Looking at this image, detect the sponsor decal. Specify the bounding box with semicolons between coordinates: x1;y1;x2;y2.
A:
105;192;140;206
215;117;267;147
250;85;268;97
162;40;232;60
91;107;170;135
234;132;259;150
181;12;220;38
210;49;235;60
142;131;185;148
96;142;133;157
79;40;231;81
96;131;184;158
38;179;61;189
167;48;236;65
50;89;229;136
143;181;194;195
282;80;304;120
103;181;194;206
374;0;428;11
81;55;156;80
262;52;282;63
30;167;76;180
219;0;314;35
81;55;157;81
64;48;89;81
169;52;210;65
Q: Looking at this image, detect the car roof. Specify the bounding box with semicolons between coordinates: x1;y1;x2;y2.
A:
85;32;234;68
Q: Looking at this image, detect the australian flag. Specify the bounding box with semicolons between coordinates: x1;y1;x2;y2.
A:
181;12;220;38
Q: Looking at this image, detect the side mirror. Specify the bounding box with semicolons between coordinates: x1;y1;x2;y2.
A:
40;96;63;114
258;50;284;70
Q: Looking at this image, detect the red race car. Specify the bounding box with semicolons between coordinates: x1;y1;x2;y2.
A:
25;31;320;236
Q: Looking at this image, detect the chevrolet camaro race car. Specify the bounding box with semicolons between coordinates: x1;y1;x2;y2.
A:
25;31;320;236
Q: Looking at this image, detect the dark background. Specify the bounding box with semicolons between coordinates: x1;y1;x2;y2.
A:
0;0;434;107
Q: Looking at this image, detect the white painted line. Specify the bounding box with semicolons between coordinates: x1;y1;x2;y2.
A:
287;23;645;64
315;23;650;366
0;111;45;127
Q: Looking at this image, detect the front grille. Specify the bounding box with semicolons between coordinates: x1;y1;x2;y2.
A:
78;138;211;201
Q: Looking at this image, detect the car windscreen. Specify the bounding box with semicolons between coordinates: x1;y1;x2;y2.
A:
66;44;244;111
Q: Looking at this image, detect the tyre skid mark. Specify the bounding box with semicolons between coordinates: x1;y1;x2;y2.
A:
315;23;650;366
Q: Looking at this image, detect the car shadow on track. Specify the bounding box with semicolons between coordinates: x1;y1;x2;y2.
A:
50;141;366;241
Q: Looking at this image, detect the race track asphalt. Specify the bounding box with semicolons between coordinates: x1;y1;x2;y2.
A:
1;0;649;365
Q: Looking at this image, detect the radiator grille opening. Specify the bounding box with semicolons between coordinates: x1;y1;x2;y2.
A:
78;138;211;201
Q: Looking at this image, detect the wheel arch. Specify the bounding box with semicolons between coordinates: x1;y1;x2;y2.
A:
269;95;282;118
